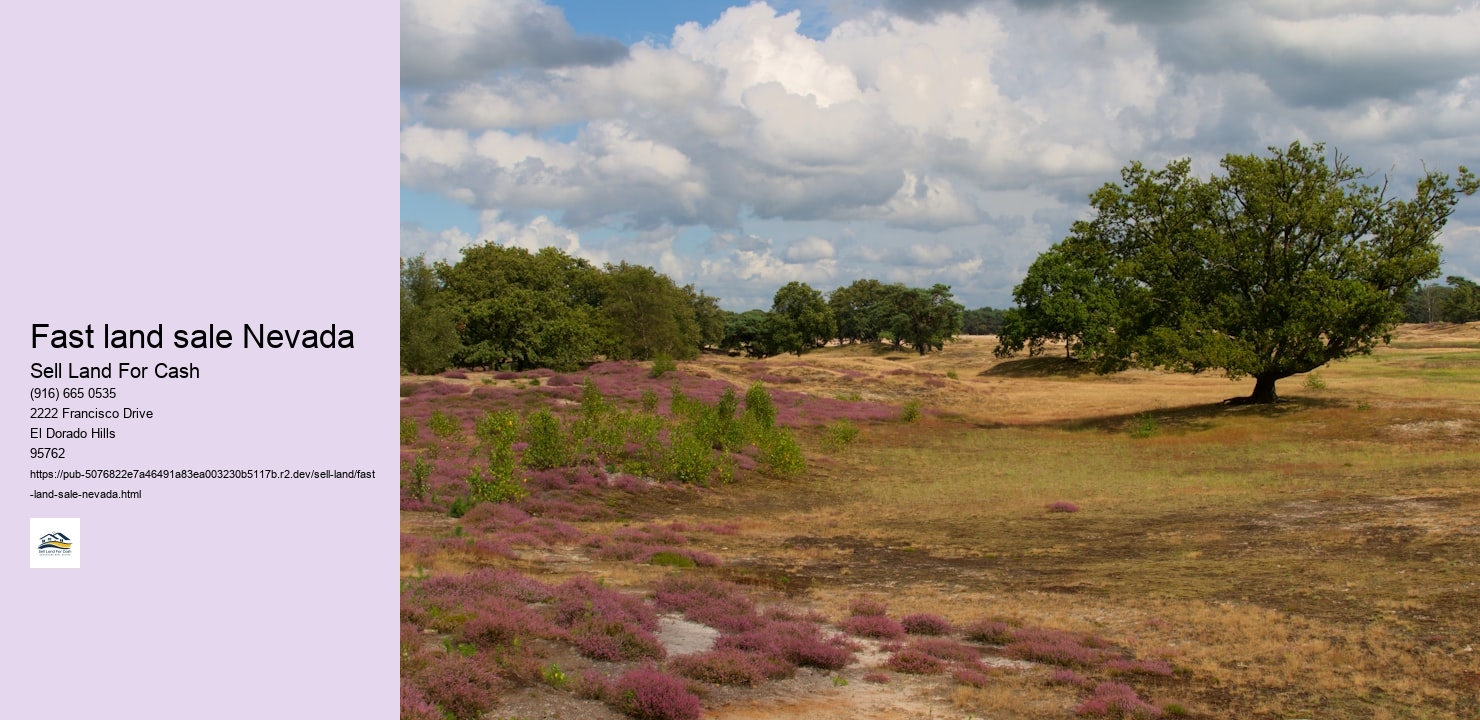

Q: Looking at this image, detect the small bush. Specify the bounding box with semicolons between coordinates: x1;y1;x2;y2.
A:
571;618;666;662
1303;372;1326;390
962;619;1013;644
744;383;776;430
900;613;953;636
848;597;889;617
823;419;860;452
669;649;764;686
952;668;990;687
757;427;805;478
885;648;945;674
1047;668;1088;687
1129;413;1158;439
649;551;697;568
842;614;905;640
901;400;922;423
400;417;419;445
1047;501;1080;513
429;410;462;439
415;654;501;720
641;388;660;413
650;353;678;379
863;672;890;684
1074;682;1163;718
908;637;979;662
946;370;959;380
610;666;702;720
403;455;432;501
523;409;570;470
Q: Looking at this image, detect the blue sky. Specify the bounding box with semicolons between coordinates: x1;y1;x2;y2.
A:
401;0;1480;310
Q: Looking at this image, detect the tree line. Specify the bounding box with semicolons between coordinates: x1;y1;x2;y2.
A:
401;244;1000;375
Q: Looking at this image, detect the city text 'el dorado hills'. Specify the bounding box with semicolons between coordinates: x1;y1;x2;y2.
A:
30;323;354;349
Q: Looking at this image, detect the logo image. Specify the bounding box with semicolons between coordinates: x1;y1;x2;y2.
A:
38;531;73;551
30;517;81;569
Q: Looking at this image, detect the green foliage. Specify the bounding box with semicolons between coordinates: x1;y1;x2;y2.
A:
744;383;777;430
1440;276;1480;323
882;283;964;355
757;427;806;478
523;409;570;469
580;379;607;420
901;400;922;423
601;261;702;361
663;424;719;484
961;306;1007;335
400;417;419;445
404;455;432;501
400;255;462;375
768;281;837;355
429;410;462;439
439;244;605;371
720;309;777;358
829;278;892;344
474;410;520;499
542;663;569;689
823;419;860;452
1303;372;1327;391
997;142;1478;403
1129;413;1158;439
640;388;660;413
649;551;697;568
650;352;677;378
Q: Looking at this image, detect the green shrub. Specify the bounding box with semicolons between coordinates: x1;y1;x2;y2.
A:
945;370;959;380
465;466;525;504
523;409;570;469
474;410;520;492
429;410;462;438
664;425;717;484
650;353;677;378
404;455;432;501
640;388;659;413
1303;372;1327;390
400;417;419;445
823;419;860;452
758;427;805;478
649;551;697;568
901;400;922;423
1129;412;1158;439
744;383;776;430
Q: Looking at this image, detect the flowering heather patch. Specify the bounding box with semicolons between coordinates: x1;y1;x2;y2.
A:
400;679;443;720
848;596;889;617
885;648;946;674
668;648;766;686
962;619;1014;644
716;620;853;670
1007;627;1112;667
552;577;658;632
952;668;991;688
493;371;519;380
1105;658;1175;677
1049;668;1090;687
458;596;563;650
1074;682;1163;718
1048;501;1081;513
842;614;906;640
908;637;980;662
863;672;890;684
441;371;468;379
520;496;613;522
609;665;702;720
402;381;471;397
546;374;577;386
924;376;948;388
901;613;953;636
653;575;759;633
413;654;502;720
570;618;666;662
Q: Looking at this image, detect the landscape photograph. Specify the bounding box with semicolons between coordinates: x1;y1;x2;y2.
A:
398;2;1480;718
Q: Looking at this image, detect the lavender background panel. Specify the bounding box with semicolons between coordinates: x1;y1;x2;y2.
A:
2;3;398;718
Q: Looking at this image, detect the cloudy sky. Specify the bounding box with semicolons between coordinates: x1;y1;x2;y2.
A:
401;0;1480;310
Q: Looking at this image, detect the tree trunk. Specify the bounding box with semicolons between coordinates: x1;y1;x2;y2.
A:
1248;375;1279;404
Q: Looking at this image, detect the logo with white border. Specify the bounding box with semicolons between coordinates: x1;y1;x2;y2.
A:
31;518;81;569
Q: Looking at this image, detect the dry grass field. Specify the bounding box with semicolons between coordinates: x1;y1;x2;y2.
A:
401;324;1480;720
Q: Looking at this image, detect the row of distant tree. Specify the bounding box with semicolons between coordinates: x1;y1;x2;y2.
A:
401;244;1002;375
1403;276;1480;324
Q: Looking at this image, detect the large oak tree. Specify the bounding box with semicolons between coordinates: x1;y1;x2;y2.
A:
998;142;1477;403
